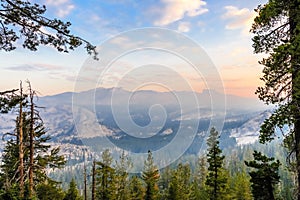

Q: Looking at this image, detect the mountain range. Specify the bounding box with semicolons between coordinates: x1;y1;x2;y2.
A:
0;87;271;171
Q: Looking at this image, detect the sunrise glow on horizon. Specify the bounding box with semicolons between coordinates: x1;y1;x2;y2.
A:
0;0;267;98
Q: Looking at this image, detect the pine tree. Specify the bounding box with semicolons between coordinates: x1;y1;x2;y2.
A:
128;176;145;200
251;1;300;198
0;88;22;114
18;83;25;198
194;156;208;188
0;0;96;57
36;181;65;200
91;160;96;200
28;82;35;197
191;156;209;200
142;150;160;200
0;82;66;199
230;171;252;200
115;151;131;200
83;164;87;200
64;178;82;200
96;149;117;200
205;128;227;200
245;151;280;200
167;163;191;200
158;166;172;199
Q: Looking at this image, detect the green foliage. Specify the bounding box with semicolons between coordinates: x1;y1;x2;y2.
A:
245;151;280;200
190;180;209;200
96;149;117;200
158;166;172;199
115;151;132;200
0;0;97;57
0;183;19;200
0;131;19;190
0;83;66;199
190;156;209;200
0;89;22;113
0;107;65;182
205;128;228;200
142;151;160;200
0;135;295;199
252;0;300;187
36;181;65;200
194;155;207;187
63;179;82;200
167;163;192;200
230;171;252;200
128;176;145;200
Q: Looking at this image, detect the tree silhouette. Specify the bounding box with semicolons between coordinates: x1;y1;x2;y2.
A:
251;1;300;198
0;0;97;58
142;151;160;200
205;128;227;200
245;151;280;200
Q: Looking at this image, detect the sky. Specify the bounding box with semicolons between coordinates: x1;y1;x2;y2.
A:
0;0;268;98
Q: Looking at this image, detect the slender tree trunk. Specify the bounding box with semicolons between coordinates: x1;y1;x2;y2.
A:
84;164;87;200
289;1;300;199
266;175;275;200
296;119;300;200
293;70;300;200
18;82;24;198
267;179;275;200
92;159;96;200
214;150;218;200
29;85;34;198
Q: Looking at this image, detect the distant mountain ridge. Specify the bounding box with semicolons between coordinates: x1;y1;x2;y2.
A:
0;87;270;159
41;87;267;110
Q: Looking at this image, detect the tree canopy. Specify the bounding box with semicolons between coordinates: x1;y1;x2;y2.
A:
245;151;280;200
205;128;228;200
142;150;160;200
251;0;300;198
0;0;97;58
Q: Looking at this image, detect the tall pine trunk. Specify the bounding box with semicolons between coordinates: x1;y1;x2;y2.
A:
29;85;34;198
289;1;300;199
84;164;87;200
213;149;218;200
92;159;96;200
267;176;275;200
18;82;24;198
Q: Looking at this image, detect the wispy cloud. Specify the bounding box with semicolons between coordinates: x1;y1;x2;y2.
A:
5;63;64;71
222;6;256;35
177;21;191;33
152;0;208;26
45;0;75;17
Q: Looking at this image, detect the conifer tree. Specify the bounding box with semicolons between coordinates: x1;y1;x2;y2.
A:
18;83;25;198
245;151;280;200
0;82;66;199
158;166;172;199
142;150;160;200
36;181;65;200
230;171;252;200
251;1;300;198
64;178;82;200
128;176;145;200
115;151;131;200
205;128;227;200
0;88;22;114
191;156;209;200
83;164;87;200
0;0;96;57
96;149;117;200
167;163;191;200
91;159;96;200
